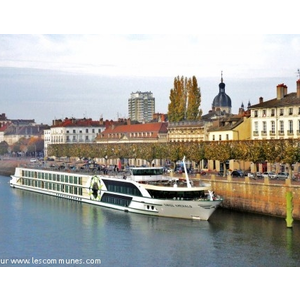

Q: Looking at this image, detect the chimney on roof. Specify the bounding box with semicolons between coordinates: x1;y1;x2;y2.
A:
259;97;263;104
277;83;287;100
297;79;300;98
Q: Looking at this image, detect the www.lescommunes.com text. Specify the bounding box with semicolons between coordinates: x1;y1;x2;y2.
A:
1;257;101;265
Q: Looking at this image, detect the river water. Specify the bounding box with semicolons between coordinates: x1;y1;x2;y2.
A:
1;175;300;267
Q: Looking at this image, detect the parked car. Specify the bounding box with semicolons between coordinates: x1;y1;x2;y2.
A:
256;172;263;178
276;172;296;180
262;172;277;179
231;170;244;177
276;172;289;179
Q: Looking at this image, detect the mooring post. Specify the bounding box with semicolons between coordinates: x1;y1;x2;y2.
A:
286;191;293;228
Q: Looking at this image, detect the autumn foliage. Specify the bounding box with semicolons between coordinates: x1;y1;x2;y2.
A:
48;139;300;170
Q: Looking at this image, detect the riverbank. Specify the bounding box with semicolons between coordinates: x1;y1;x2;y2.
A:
200;174;300;220
0;158;27;176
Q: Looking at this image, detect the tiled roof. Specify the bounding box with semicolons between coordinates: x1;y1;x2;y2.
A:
97;122;168;140
0;124;9;132
207;116;246;132
51;118;104;128
4;125;48;136
250;93;300;109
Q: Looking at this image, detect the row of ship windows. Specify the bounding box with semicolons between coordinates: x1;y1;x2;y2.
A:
22;170;82;185
21;179;83;196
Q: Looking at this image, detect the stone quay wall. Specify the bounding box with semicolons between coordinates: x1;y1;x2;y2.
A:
201;175;300;220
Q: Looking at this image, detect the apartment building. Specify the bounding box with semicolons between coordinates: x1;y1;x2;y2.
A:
250;80;300;140
128;91;155;123
44;117;106;157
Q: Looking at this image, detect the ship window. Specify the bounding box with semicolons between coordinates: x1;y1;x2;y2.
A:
65;175;68;183
102;179;142;197
101;193;132;207
146;189;205;200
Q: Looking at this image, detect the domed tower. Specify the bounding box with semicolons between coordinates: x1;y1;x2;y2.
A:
212;72;232;114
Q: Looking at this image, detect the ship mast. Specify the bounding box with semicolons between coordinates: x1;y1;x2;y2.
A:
182;156;192;188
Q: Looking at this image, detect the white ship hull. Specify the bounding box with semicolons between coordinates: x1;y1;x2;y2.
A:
10;167;223;220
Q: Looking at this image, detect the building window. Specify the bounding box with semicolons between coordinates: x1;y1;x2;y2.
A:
280;109;284;116
254;110;258;117
271;109;275;116
212;135;215;141
219;135;221;141
271;121;275;133
289;108;293;115
280;121;284;133
262;121;267;132
262;110;266;117
288;120;293;134
254;121;258;132
226;134;229;140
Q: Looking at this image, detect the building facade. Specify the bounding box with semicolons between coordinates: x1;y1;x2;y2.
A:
128;91;155;123
250;80;300;140
44;118;106;157
167;121;206;142
96;122;168;144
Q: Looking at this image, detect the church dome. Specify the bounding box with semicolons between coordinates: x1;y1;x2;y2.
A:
212;73;232;113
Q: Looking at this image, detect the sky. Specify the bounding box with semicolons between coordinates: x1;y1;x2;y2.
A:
0;4;300;125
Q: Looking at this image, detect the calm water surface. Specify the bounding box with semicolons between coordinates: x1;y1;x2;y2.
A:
0;175;299;267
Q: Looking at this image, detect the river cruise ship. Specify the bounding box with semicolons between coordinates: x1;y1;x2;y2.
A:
10;164;223;220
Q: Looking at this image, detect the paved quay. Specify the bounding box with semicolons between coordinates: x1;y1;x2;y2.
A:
0;158;28;176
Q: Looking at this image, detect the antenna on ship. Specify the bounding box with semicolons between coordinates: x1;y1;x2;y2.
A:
182;156;192;188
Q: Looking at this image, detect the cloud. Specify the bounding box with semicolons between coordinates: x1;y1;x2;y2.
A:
1;34;299;80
